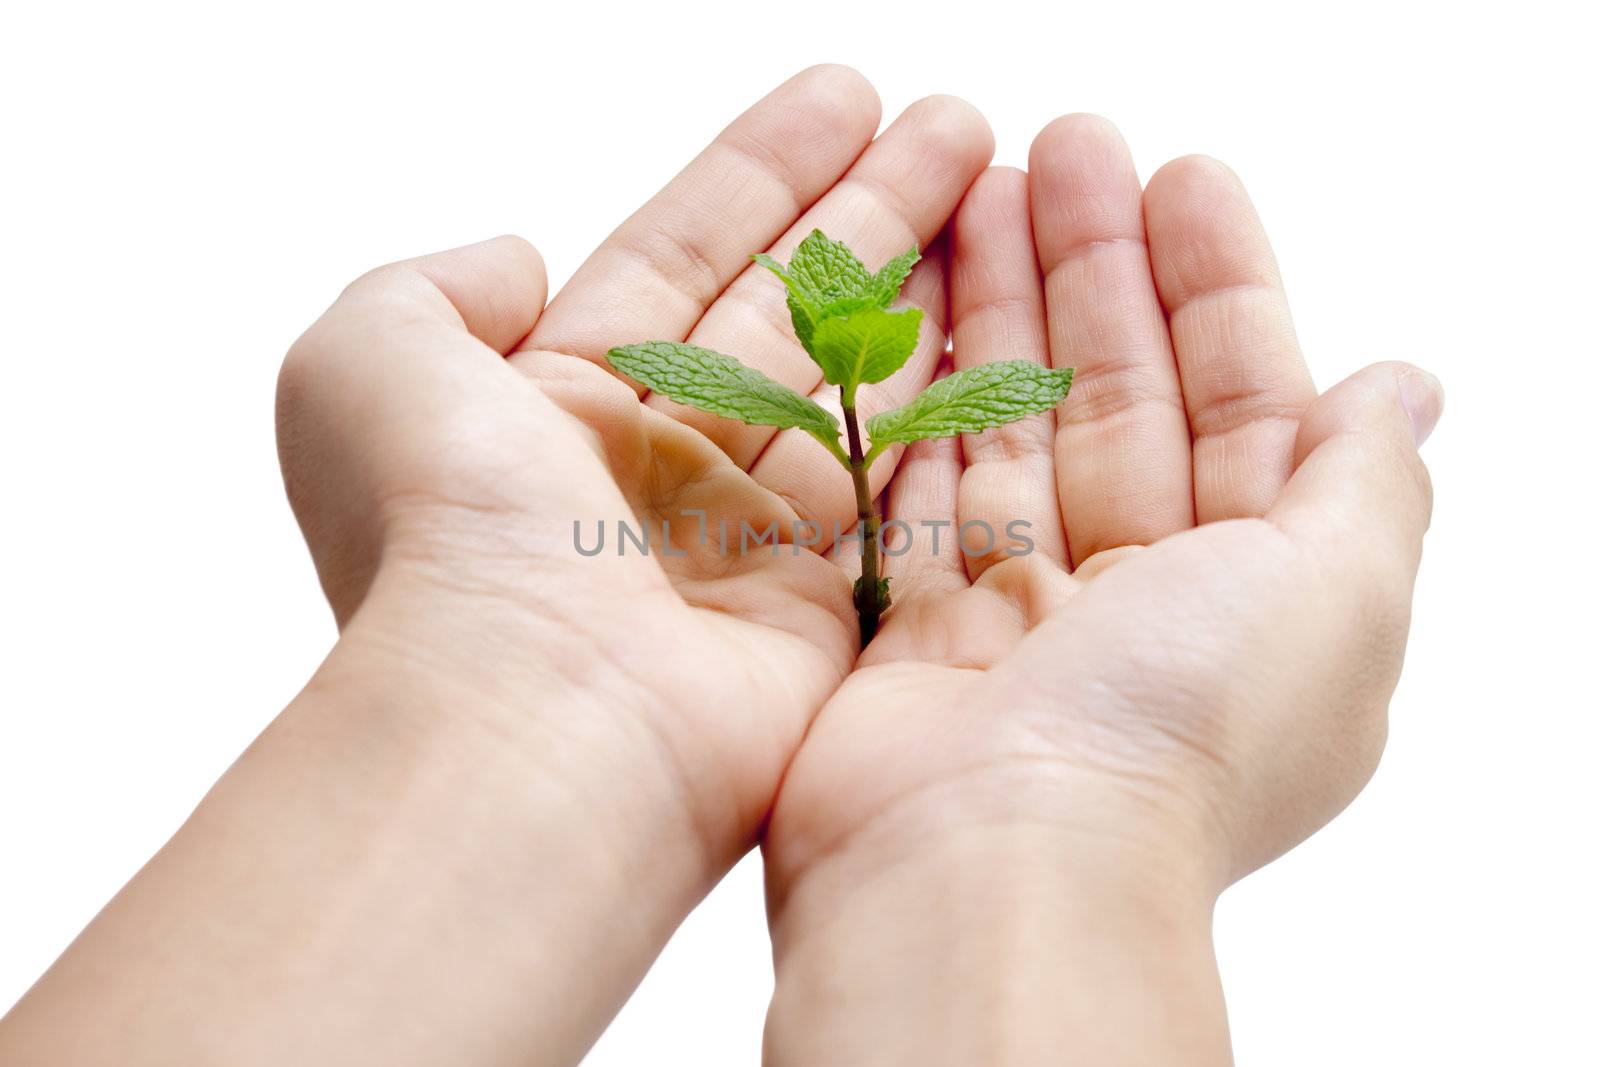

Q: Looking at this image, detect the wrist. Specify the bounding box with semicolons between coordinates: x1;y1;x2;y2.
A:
765;792;1230;1064
320;565;720;876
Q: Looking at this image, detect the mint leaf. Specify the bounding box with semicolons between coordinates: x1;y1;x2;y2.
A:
808;306;924;392
786;293;820;350
868;247;920;306
866;361;1074;447
754;234;921;352
754;235;875;351
786;230;872;304
606;342;842;453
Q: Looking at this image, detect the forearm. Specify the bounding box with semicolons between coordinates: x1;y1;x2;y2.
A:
0;608;712;1066
765;821;1231;1065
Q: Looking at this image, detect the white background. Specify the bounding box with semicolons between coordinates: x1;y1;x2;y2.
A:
3;2;1596;1062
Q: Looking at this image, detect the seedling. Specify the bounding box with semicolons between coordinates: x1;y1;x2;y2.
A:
607;230;1073;644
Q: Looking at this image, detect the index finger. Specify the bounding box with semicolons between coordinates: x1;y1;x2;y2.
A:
515;65;881;372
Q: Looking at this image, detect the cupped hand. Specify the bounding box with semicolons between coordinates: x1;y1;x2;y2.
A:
277;65;995;876
762;121;1441;1057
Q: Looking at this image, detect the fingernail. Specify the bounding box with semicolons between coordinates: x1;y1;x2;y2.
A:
1398;368;1444;447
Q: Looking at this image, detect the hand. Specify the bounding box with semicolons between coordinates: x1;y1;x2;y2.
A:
3;231;861;1065
762;121;1442;1063
277;237;857;888
270;65;995;1056
0;66;996;1067
279;63;1001;868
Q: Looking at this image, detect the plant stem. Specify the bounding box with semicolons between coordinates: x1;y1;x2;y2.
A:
841;402;883;645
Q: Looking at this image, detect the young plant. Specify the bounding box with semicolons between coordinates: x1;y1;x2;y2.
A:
606;230;1073;644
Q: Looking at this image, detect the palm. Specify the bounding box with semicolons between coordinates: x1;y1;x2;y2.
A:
501;349;859;843
767;520;1309;881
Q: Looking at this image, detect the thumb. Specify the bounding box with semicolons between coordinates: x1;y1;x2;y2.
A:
1268;361;1442;591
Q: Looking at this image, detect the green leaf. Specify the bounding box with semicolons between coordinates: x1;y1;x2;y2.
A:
866;361;1074;449
758;232;916;309
785;230;872;304
752;233;924;388
785;293;819;350
606;341;844;457
808;306;924;393
868;247;920;306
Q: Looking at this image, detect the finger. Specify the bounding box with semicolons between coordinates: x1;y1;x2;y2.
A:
873;433;1078;673
971;552;1080;632
747;250;949;546
515;64;881;369
1145;155;1317;522
1268;362;1441;594
947;167;1067;578
1247;362;1439;866
506;348;648;475
1068;544;1145;584
657;95;994;464
1030;115;1194;567
278;236;561;618
880;433;969;611
389;235;549;353
283;234;553;461
285;234;549;423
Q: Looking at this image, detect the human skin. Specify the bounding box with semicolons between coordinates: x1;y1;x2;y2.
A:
0;239;858;1066
0;65;987;1066
0;68;1441;1066
761;135;1442;1063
